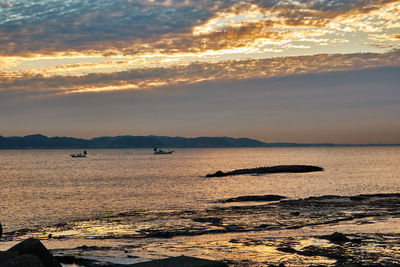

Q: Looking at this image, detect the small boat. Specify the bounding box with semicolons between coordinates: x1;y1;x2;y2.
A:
154;149;174;155
70;153;86;158
71;150;87;158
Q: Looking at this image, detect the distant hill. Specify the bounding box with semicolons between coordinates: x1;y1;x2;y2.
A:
150;136;266;148
0;134;398;149
0;134;267;149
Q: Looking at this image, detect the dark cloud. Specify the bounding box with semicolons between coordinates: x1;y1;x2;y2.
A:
1;0;398;56
0;0;214;55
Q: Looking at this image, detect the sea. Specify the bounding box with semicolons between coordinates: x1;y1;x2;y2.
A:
0;147;399;265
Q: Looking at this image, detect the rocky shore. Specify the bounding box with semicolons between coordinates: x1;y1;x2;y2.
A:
205;165;323;177
2;193;400;266
0;238;227;267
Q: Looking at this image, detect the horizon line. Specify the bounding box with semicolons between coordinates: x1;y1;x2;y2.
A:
0;133;399;147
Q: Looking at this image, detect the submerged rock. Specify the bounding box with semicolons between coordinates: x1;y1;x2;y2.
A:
205;165;323;177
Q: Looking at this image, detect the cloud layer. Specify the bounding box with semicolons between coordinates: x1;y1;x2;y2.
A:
0;0;399;58
1;0;399;96
1;50;399;96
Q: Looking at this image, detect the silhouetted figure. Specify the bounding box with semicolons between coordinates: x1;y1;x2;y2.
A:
83;150;87;155
0;222;2;239
153;147;157;152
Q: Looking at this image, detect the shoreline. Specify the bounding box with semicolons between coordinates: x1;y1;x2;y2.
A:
2;192;400;266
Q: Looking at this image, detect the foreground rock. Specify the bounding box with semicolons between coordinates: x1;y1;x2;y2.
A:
132;255;228;266
1;239;227;267
205;165;323;177
56;255;227;267
0;238;61;267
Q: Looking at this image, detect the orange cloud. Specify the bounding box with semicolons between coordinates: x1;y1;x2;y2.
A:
1;50;399;95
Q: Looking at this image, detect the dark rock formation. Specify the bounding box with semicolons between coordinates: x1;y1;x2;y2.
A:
131;255;228;266
220;195;286;203
277;245;349;264
192;217;223;225
0;253;45;267
56;254;229;267
205;165;323;177
350;193;400;201
1;238;61;267
320;232;351;243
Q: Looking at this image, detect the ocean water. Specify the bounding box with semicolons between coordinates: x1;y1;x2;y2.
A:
1;147;399;233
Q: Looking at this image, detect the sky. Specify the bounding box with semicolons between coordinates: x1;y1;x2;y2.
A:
0;0;399;143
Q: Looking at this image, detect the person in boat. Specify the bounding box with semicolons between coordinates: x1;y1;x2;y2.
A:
84;150;87;155
153;147;157;152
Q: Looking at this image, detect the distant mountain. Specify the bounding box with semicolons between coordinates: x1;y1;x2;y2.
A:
0;134;268;149
0;134;87;149
151;136;266;148
0;134;398;149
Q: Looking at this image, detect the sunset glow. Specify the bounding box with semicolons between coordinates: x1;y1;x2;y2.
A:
1;0;399;94
1;0;399;142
